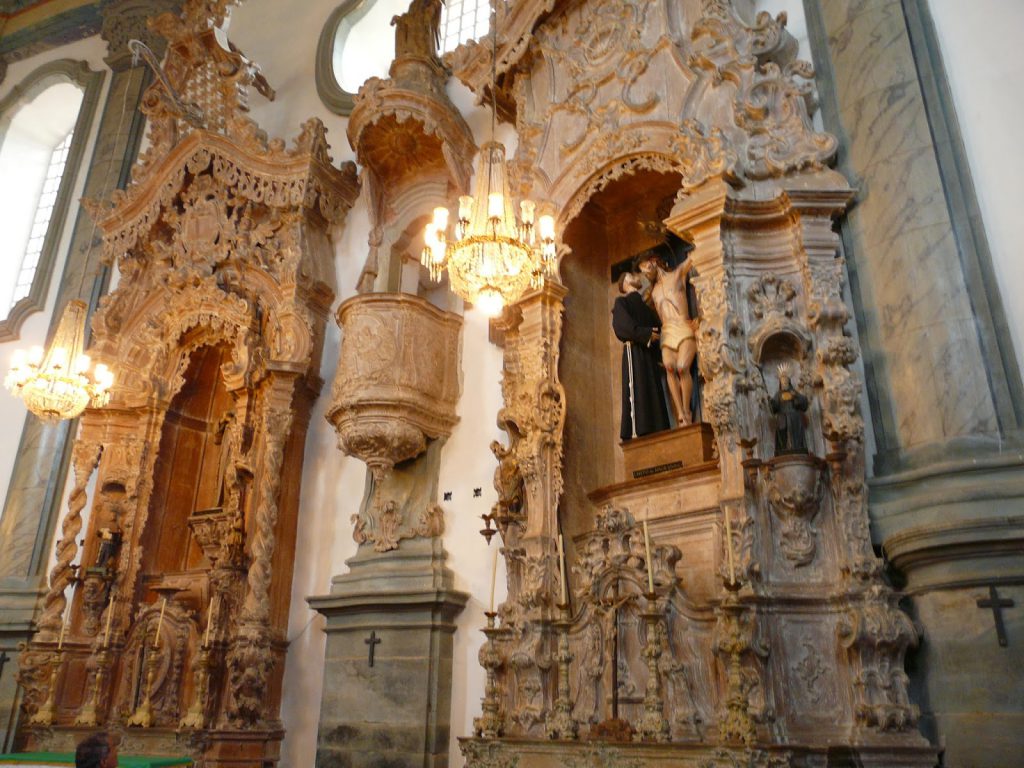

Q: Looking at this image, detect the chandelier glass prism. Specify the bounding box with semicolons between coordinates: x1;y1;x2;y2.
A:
421;140;557;316
4;299;113;422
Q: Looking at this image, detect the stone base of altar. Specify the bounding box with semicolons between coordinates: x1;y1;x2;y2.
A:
459;737;939;767
620;422;716;480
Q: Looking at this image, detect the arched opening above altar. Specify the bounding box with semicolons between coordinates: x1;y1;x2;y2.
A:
559;169;721;603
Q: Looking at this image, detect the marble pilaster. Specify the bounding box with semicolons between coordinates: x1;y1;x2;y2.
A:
804;1;1024;764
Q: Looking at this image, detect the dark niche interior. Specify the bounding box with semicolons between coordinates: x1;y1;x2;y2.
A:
559;170;684;544
139;342;235;592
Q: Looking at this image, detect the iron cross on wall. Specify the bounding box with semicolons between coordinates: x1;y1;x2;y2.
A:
364;631;382;667
977;585;1015;647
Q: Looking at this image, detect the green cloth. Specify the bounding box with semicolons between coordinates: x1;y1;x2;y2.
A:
0;753;191;767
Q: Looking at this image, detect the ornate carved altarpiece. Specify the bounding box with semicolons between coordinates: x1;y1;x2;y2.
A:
440;1;938;766
16;2;358;765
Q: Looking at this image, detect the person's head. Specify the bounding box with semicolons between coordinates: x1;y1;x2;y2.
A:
76;732;118;768
636;253;664;281
618;271;641;294
777;362;796;390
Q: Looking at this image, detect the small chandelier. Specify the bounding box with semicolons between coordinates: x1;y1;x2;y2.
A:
422;142;556;316
4;299;113;422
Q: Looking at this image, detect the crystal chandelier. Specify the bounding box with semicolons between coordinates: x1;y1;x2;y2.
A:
422;142;556;316
4;299;113;422
420;2;557;317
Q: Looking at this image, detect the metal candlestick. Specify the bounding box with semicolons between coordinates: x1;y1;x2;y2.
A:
545;603;578;740
127;639;160;728
718;582;755;745
29;650;64;726
636;593;669;742
74;647;112;726
180;644;213;729
473;611;504;738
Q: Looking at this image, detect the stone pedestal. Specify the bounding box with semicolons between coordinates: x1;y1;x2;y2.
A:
309;538;467;768
621;423;716;479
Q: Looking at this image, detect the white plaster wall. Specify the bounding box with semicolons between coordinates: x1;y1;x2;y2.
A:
927;0;1024;382
228;2;506;764
0;36;111;519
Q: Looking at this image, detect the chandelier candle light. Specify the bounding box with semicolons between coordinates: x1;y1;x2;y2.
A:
420;0;557;316
421;142;557;316
4;299;113;422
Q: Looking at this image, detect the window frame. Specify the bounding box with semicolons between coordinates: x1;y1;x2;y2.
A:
0;59;104;342
314;0;377;117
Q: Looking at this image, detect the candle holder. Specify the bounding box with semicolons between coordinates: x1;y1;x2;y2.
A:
636;593;670;742
718;584;756;745
29;649;64;726
545;603;578;740
180;644;214;730
473;611;505;738
74;647;113;726
127;638;161;728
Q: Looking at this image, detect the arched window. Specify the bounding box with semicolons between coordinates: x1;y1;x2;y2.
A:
316;0;491;116
439;0;490;54
0;61;103;341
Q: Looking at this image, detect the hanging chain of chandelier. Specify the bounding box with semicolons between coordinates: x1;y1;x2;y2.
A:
421;141;557;317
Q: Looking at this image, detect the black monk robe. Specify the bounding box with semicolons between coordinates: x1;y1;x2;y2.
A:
612;291;670;440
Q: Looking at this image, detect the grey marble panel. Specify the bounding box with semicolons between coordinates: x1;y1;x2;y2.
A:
865;224;973;333
851;145;951;250
822;0;917;102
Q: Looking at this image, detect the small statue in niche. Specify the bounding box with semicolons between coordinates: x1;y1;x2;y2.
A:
213;409;237;508
94;527;123;574
640;253;698;426
87;493;125;578
612;271;670;440
770;362;809;454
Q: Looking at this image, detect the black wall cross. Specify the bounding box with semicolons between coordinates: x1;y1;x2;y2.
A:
364;631;382;667
977;585;1015;647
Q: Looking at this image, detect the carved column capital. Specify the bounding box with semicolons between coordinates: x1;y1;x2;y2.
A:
100;0;179;71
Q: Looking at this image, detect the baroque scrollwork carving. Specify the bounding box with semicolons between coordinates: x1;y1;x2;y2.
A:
764;455;824;567
837;586;920;732
20;1;357;758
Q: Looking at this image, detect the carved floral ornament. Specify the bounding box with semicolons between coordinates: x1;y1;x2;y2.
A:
446;0;839;240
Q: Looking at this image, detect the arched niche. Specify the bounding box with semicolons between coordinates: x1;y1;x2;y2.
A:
140;341;237;584
559;168;685;535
